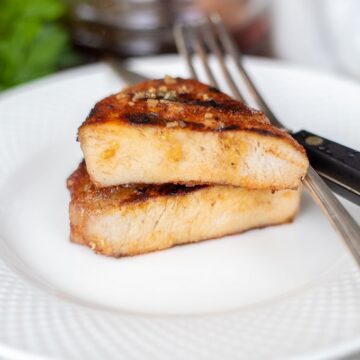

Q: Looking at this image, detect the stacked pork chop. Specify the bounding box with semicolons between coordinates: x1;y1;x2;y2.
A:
67;77;308;257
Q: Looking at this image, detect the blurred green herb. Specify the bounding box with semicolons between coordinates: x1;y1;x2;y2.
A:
0;0;78;91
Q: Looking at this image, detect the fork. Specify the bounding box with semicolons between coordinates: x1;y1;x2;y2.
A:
173;13;360;268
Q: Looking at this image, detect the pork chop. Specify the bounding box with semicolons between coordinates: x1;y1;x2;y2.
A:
78;77;308;190
67;161;301;257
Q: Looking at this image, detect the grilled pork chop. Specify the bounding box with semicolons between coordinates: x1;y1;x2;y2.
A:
78;77;308;190
67;161;301;257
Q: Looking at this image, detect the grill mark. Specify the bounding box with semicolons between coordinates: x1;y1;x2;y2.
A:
124;112;162;125
179;98;245;112
188;99;222;108
120;184;207;205
217;125;239;132
156;184;205;196
208;86;221;93
161;90;246;111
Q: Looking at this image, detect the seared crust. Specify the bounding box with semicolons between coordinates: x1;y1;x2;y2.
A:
67;161;301;258
80;77;304;153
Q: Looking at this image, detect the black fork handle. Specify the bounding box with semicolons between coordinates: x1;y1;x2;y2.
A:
293;130;360;205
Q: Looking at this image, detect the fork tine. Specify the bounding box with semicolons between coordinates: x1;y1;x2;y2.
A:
174;22;218;87
210;13;286;130
174;18;246;102
174;23;198;80
200;17;246;103
192;28;219;88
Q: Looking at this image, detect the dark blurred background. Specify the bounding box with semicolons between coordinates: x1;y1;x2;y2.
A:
1;0;359;91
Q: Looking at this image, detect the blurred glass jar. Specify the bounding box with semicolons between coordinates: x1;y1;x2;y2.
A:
271;0;360;78
67;0;271;57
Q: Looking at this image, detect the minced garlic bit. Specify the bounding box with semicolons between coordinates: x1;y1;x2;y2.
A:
132;91;148;101
202;93;210;100
203;119;215;127
163;90;177;100
217;121;225;129
115;92;127;100
164;75;176;85
166;121;179;128
178;85;189;94
204;112;213;120
147;99;159;107
128;101;135;106
178;120;186;128
166;120;187;129
132;87;177;102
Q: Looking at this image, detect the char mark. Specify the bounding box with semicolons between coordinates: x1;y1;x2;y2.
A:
157;184;205;196
181;98;243;112
124;112;161;125
208;86;221;93
217;125;239;132
88;106;98;118
121;184;207;205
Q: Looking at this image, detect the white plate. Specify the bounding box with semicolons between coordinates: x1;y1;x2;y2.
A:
0;55;359;360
